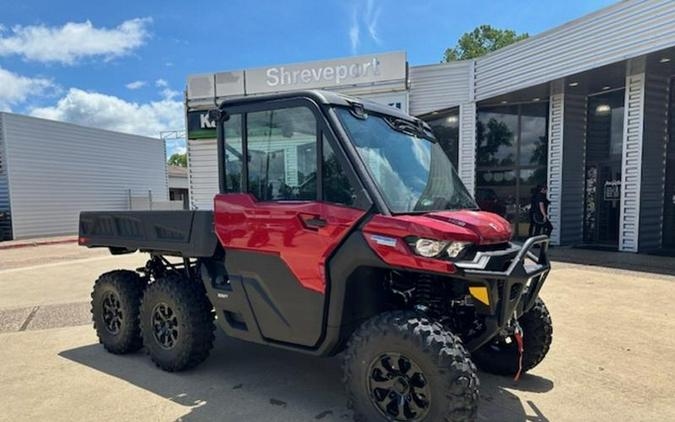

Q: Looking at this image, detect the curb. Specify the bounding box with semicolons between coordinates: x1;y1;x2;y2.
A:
0;237;78;250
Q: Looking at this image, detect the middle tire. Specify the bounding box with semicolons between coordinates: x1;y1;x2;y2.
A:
343;311;479;422
139;272;215;372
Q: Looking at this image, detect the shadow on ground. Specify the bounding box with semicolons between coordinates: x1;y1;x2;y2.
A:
59;331;553;421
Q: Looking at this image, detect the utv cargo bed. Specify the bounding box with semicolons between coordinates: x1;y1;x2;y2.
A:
79;210;218;257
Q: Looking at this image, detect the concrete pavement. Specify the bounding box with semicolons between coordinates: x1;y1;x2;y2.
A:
1;243;675;421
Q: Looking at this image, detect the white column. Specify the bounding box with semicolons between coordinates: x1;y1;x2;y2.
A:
619;59;645;252
458;102;476;195
547;83;564;245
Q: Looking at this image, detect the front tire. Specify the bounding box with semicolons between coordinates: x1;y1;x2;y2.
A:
343;312;479;422
91;270;145;354
471;297;553;376
139;273;215;372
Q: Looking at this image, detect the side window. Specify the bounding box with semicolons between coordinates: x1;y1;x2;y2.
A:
322;135;356;206
224;114;243;193
247;107;317;201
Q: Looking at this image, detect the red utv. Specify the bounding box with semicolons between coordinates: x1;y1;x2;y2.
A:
80;90;552;422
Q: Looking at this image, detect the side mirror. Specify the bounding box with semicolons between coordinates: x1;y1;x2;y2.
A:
208;109;230;122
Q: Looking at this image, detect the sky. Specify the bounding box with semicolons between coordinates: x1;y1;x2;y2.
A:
0;0;617;156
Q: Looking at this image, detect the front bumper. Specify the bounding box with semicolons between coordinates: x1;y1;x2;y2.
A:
454;235;551;351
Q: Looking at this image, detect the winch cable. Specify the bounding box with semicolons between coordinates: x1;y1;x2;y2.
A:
513;321;524;381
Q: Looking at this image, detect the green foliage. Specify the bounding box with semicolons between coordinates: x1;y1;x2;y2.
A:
443;25;529;62
168;152;187;167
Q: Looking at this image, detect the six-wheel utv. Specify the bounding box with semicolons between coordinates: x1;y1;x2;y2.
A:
80;90;553;422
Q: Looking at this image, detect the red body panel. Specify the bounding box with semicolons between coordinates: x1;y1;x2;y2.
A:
362;211;512;274
425;210;512;245
213;193;366;294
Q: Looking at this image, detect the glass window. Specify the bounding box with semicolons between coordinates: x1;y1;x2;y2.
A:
423;109;460;169
337;108;476;213
247;107;317;201
322;135;356;206
224;114;243;193
476;170;517;233
520;103;549;166
476;103;549;238
587;91;625;162
476;106;518;167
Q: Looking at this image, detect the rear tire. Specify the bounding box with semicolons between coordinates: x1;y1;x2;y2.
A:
343;311;479;422
139;273;215;372
471;297;553;376
91;270;145;354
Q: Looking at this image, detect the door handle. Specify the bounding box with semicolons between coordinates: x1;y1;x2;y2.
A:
299;214;327;229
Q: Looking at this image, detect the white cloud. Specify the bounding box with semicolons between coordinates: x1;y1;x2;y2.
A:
0;18;151;64
348;0;382;54
365;0;382;44
125;80;146;90
160;88;180;100
155;78;168;87
349;10;360;54
0;66;54;111
29;88;183;138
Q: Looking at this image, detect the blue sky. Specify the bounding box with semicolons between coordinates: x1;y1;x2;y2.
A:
0;0;617;155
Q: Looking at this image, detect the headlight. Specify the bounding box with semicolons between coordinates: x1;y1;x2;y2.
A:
414;238;448;257
446;241;471;258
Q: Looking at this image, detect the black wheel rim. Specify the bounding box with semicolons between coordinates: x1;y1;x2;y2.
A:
151;302;179;350
102;291;123;335
367;353;431;421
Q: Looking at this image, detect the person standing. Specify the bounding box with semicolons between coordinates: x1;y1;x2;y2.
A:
528;186;538;237
532;185;553;237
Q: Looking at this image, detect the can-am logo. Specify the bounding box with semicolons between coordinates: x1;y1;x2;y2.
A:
266;58;381;87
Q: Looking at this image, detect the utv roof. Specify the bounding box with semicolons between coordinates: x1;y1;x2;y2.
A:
217;89;418;123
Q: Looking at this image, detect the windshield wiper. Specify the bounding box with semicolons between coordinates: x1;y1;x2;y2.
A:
384;117;434;141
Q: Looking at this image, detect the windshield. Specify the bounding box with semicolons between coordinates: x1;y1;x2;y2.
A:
336;107;477;213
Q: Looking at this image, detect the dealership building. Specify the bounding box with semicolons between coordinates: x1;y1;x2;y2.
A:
186;0;675;254
0;113;173;240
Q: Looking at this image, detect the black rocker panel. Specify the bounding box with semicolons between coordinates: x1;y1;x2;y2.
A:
223;249;325;347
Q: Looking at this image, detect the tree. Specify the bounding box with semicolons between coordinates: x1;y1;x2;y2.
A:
443;25;529;62
168;152;187;167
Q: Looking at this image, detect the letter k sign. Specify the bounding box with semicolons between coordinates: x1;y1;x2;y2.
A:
200;113;216;129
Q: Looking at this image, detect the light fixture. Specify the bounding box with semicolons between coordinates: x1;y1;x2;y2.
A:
533;97;541;102
602;85;611;90
569;81;579;87
414;238;448;258
500;100;508;104
446;241;471;259
431;111;438;115
660;57;671;63
447;115;458;124
595;104;611;114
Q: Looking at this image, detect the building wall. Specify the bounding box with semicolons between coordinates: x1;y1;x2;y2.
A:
0;114;11;239
639;64;670;251
559;93;587;245
473;0;675;101
187;139;218;210
2;113;168;239
409;61;472;116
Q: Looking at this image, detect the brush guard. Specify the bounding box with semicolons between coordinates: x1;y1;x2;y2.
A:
456;235;551;352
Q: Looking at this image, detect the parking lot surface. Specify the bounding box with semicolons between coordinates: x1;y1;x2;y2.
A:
1;243;674;421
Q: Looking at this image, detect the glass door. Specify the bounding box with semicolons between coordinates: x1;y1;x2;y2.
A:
583;90;625;246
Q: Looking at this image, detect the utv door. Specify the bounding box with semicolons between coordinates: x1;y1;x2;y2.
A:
213;99;370;348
